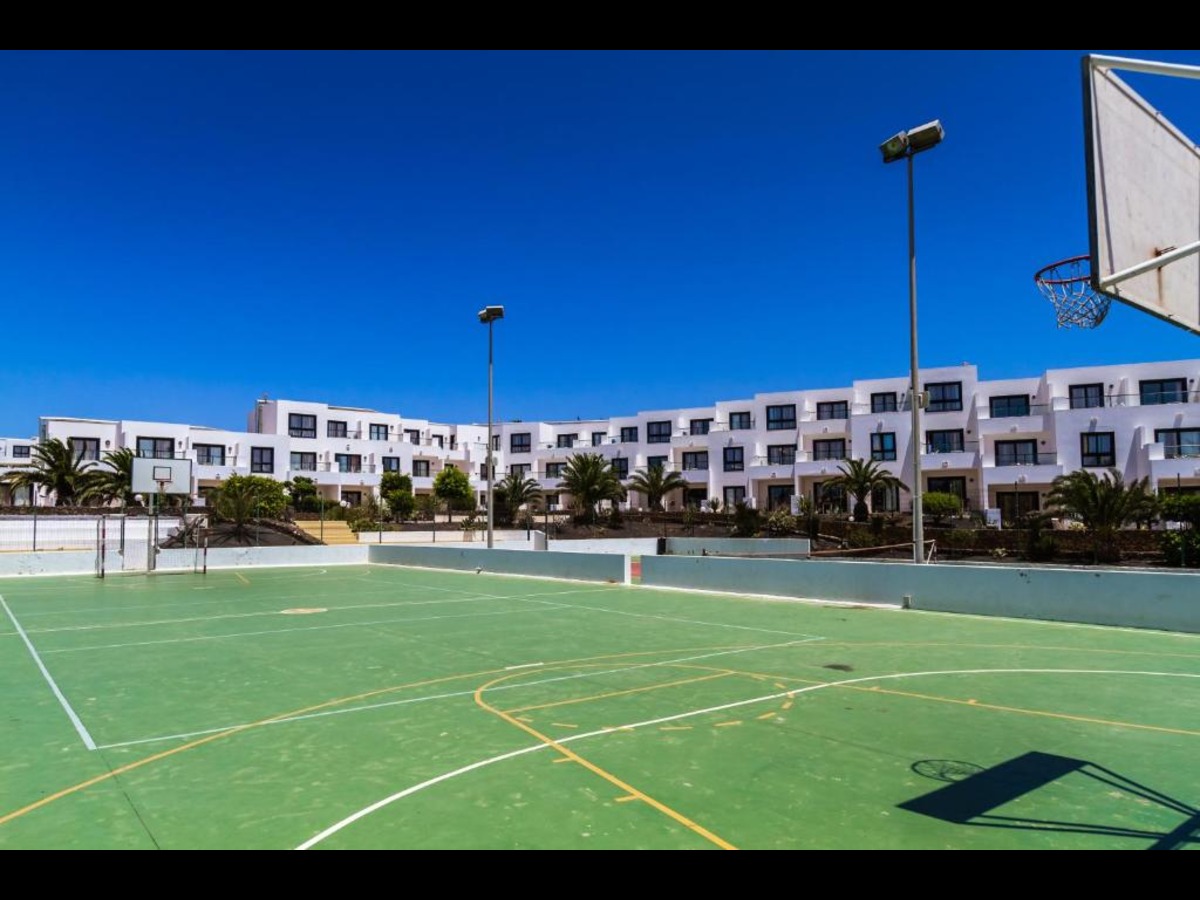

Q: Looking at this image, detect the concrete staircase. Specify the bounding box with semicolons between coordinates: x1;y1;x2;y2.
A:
294;520;359;545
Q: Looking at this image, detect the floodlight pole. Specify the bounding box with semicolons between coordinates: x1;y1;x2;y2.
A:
882;120;943;564
907;152;925;565
478;305;505;550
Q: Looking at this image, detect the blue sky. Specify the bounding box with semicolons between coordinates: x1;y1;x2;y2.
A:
2;50;1198;436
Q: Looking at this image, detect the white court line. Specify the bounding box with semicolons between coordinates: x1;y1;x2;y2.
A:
44;603;573;656
295;666;1200;849
95;638;822;750
516;596;822;639
0;595;96;751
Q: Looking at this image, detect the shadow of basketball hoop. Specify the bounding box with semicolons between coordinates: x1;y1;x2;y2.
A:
901;752;1199;849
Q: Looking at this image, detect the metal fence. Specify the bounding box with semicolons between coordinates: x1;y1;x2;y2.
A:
0;513;205;576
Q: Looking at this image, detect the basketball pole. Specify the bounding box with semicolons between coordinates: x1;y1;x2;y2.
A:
907;152;925;565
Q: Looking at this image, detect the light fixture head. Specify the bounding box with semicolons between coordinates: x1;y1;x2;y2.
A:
478;305;506;324
880;120;944;163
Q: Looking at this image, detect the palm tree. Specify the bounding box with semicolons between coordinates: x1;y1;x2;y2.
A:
0;438;97;506
825;458;909;521
496;470;543;525
627;464;689;511
1046;468;1155;563
79;448;136;507
557;453;625;524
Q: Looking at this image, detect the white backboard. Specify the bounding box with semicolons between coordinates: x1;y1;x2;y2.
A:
1083;55;1200;335
132;456;193;495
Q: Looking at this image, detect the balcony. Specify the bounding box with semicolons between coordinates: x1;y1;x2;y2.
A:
196;462;248;480
921;440;980;471
976;412;1049;436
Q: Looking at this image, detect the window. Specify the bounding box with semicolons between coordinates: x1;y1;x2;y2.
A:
997;491;1039;526
926;382;963;413
995;440;1038;466
723;447;744;472
290;451;316;471
369;424;389;441
405;429;421;444
251;447;274;473
327;420;348;438
137;437;174;459
872;484;900;512
592;432;606;446
544;492;561;510
413;460;430;477
766;404;797;430
682;451;708;470
341;491;362;507
70;437;100;461
432;435;444;449
686;488;707;507
288;414;316;439
1080;432;1115;467
767;485;794;510
724;486;745;508
926;430;965;454
767;444;796;465
335;454;362;473
1140;378;1188;406
382;457;401;472
871;392;897;413
1156;428;1200;459
1069;383;1105;410
989;395;1030;418
620;426;639;443
813;482;846;512
816;401;848;421
490;435;500;452
689;418;712;436
812;439;846;460
545;462;566;479
557;433;577;449
729;411;752;430
927;476;966;500
510;433;531;453
195;444;225;466
870;433;896;461
12;445;30;458
647;421;671;443
511;463;530;478
611;457;629;479
647;456;668;470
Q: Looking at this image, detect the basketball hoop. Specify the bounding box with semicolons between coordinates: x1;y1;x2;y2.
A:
1034;254;1113;329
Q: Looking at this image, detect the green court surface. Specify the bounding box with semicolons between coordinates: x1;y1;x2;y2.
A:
1;564;1197;850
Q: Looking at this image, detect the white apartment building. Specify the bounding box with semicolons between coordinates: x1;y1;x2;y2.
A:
5;359;1198;522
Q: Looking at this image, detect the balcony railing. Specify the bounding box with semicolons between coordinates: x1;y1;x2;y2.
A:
1164;443;1200;460
196;455;228;467
924;440;981;455
1061;390;1198;409
993;451;1058;466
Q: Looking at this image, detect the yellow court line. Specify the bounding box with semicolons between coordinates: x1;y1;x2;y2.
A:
551;722;578;729
553;757;573;764
0;642;747;830
682;663;1200;740
756;712;777;721
615;795;639;804
714;721;741;728
504;671;734;715
475;672;737;850
235;572;250;586
660;725;692;732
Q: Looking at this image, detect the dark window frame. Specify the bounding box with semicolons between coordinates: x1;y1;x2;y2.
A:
689;418;712;436
870;432;897;461
728;411;752;431
70;437;101;462
926;429;965;454
1080;432;1116;468
1069;383;1105;410
413;460;431;477
12;445;31;459
334;453;362;473
381;456;401;472
871;392;897;413
251;447;274;474
557;433;577;449
611;457;630;480
1155;428;1200;459
767;444;796;465
620;426;639;444
812;439;846;461
369;423;389;441
682;451;709;471
646;421;671;444
766;404;797;431
995;439;1038;466
723;486;746;507
989;395;1031;418
723;446;745;472
1140;378;1188;406
288;414;317;439
647;455;668;470
195;443;226;467
327;420;348;439
816;401;849;421
137;437;175;459
290;451;316;472
510;433;532;454
926;381;964;413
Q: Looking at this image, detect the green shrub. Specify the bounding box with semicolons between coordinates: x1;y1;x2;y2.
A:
730;501;760;537
922;491;962;525
1160;529;1200;568
1021;514;1057;562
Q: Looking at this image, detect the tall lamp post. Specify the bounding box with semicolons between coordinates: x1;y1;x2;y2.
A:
880;119;944;564
478;305;505;549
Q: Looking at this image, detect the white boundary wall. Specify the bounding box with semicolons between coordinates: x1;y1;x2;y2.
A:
203;545;369;569
0;551;97;577
640;556;1200;633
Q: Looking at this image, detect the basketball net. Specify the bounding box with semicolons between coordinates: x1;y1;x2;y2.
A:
1034;254;1113;329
